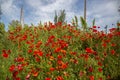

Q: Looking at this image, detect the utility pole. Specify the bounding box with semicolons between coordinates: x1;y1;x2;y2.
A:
117;6;120;30
20;5;24;28
118;6;120;16
84;0;86;22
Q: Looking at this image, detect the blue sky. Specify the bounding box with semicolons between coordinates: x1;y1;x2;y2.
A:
1;0;120;30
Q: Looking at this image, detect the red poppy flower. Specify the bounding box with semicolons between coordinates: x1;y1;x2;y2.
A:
89;75;94;80
60;50;66;55
8;49;11;53
37;40;42;45
102;43;107;47
38;50;43;56
60;43;68;48
32;71;38;77
73;59;78;64
15;77;21;80
35;44;40;48
34;50;43;56
61;64;67;69
26;41;31;44
85;48;93;53
79;71;84;77
93;29;97;32
50;67;55;71
93;26;97;28
55;47;61;53
17;64;23;71
107;75;111;79
70;52;77;55
29;44;34;48
57;55;62;60
2;49;6;53
14;56;24;62
88;66;93;72
61;63;68;69
56;76;64;80
98;62;102;66
47;35;55;43
22;34;27;40
84;54;89;61
111;43;116;47
49;56;54;61
28;49;32;53
45;77;52;80
26;74;31;80
35;56;40;62
2;49;10;58
111;50;115;55
2;53;9;58
99;77;103;80
9;65;15;72
109;28;116;32
57;60;63;65
34;50;38;55
13;71;19;78
103;52;107;57
98;68;102;72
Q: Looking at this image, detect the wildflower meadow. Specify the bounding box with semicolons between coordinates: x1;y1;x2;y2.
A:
0;18;120;80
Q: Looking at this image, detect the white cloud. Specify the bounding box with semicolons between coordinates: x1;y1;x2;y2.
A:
1;0;20;20
1;0;120;30
25;0;78;24
87;0;120;28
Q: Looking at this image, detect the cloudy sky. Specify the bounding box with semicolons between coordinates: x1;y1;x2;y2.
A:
1;0;120;30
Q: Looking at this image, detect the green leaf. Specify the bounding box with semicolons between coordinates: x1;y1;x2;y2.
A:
80;17;87;31
92;18;95;27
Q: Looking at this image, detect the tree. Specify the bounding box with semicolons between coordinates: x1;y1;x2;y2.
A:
54;10;66;24
8;20;21;30
71;16;79;27
0;22;11;50
80;17;87;31
92;18;95;27
0;22;5;35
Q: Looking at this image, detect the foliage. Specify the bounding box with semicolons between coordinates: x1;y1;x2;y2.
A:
54;10;66;24
0;22;5;35
71;16;79;27
80;17;87;31
8;20;21;31
0;19;120;80
0;22;12;51
92;18;95;27
0;22;120;80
